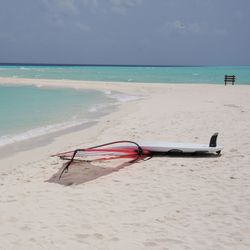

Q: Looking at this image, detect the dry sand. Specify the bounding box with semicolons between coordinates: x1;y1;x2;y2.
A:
0;78;250;250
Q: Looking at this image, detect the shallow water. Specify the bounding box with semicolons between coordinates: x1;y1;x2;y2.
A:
0;84;115;147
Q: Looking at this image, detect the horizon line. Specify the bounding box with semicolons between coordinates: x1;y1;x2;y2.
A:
0;63;247;67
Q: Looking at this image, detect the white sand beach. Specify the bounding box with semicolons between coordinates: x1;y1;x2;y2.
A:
0;78;250;249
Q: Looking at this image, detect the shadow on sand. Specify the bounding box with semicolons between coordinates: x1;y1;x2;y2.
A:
47;152;221;186
46;160;134;186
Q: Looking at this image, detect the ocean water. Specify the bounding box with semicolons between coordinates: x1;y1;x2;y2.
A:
0;65;249;150
0;65;250;84
0;85;119;148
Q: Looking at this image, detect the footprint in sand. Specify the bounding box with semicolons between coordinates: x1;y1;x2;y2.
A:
20;225;31;231
75;233;90;240
93;233;104;240
110;237;120;242
143;241;158;247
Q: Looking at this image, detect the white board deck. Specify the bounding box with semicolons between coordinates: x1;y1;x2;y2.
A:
137;141;222;153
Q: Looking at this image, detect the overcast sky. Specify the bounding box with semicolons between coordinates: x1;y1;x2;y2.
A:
0;0;249;65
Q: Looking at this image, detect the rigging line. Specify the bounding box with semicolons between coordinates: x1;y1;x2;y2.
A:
58;140;147;180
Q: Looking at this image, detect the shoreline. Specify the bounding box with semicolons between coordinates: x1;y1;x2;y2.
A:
0;76;232;89
0;77;163;94
0;78;144;158
1;78;250;249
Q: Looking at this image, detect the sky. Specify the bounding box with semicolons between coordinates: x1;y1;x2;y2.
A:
0;0;249;65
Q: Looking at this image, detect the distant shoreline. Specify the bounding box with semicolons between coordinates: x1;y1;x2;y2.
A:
2;62;247;67
1;65;250;84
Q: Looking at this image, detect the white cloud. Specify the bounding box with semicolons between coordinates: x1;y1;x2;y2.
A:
160;20;186;35
80;0;99;6
173;20;185;30
42;0;100;16
109;0;142;14
76;22;92;32
41;0;93;32
55;0;78;14
42;0;142;16
160;20;204;36
41;0;77;16
42;0;79;15
160;19;229;39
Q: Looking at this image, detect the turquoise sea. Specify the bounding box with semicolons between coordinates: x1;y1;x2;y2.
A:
0;65;250;84
0;84;119;148
0;65;249;150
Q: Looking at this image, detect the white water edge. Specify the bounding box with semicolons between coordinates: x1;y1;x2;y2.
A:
0;90;142;148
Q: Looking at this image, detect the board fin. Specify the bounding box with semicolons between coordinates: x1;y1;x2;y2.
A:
209;133;218;147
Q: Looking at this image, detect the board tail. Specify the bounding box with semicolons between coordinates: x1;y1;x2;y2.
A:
209;133;218;147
